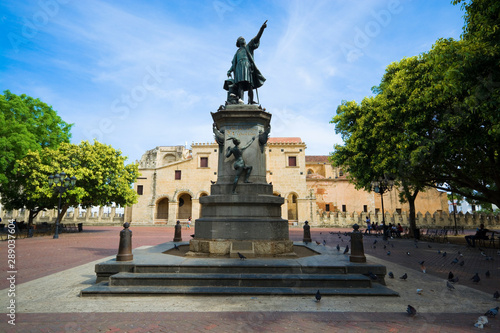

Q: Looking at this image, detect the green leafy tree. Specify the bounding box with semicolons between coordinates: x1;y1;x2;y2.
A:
0;90;72;219
412;0;500;205
331;55;436;236
15;141;139;223
331;0;500;237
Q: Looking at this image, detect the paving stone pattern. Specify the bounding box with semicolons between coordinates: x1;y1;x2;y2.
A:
0;226;498;332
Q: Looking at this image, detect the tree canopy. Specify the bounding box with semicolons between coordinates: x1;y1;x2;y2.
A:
330;0;500;233
14;141;139;221
0;90;72;211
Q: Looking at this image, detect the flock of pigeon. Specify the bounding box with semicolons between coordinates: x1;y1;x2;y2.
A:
306;230;499;328
173;229;499;327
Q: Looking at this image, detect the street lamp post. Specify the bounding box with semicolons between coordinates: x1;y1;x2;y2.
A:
48;172;76;239
450;191;458;236
371;176;394;241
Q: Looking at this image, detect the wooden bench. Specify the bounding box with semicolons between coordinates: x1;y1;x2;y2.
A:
62;223;78;233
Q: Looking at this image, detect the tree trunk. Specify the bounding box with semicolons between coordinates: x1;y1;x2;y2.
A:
28;209;42;226
401;183;419;239
408;197;418;239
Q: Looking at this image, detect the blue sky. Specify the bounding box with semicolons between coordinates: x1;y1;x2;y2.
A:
0;0;465;163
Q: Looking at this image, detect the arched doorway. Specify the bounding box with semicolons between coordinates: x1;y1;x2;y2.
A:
199;193;208;218
177;193;192;220
287;193;298;221
156;198;169;220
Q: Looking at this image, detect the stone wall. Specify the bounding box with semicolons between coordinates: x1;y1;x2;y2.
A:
3;206;498;230
0;206;124;225
311;210;500;229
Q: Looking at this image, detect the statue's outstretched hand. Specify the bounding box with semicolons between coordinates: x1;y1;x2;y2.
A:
262;20;267;29
227;71;232;78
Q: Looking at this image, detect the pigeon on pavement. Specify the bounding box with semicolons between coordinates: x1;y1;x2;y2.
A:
400;273;408;280
343;245;349;254
471;272;480;284
336;244;340;251
448;271;454;281
388;272;394;279
237;252;247;260
407;305;417;316
474;316;488;329
174;243;180;251
315;290;321;302
484;306;499;318
446;281;455;290
493;291;499;300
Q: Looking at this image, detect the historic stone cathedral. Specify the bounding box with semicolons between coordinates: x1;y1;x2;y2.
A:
125;138;447;226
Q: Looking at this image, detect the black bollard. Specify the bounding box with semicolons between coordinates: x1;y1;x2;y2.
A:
349;223;366;263
173;220;182;242
116;222;133;261
303;221;312;243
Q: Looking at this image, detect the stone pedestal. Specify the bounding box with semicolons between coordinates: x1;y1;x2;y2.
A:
303;221;312;243
349;224;366;263
189;104;294;257
173;221;182;242
116;223;133;262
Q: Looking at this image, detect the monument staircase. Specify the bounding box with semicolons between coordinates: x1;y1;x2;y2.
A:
81;243;398;297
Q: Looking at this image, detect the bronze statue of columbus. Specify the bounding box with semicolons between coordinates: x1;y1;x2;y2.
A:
226;20;267;104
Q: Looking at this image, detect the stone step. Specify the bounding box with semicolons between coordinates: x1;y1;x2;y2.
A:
132;264;347;275
81;283;399;297
109;272;372;289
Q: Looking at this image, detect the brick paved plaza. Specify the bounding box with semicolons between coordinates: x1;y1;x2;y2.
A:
0;225;498;332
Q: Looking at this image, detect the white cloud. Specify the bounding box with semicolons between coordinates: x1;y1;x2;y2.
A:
0;0;465;163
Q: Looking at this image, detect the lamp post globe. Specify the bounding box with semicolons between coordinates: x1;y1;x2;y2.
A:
48;172;76;239
371;175;394;241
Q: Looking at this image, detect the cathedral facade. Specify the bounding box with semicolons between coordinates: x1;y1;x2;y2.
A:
126;138;448;225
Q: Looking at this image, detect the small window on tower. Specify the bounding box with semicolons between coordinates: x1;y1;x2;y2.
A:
288;156;297;167
200;157;208;168
175;170;181;180
137;185;143;195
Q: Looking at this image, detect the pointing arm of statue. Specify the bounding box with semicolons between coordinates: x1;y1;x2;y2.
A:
255;20;267;41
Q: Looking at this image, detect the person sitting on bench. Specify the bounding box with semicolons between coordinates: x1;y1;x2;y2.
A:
465;223;497;247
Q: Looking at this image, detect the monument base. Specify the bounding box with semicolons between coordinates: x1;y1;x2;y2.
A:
187;239;296;258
